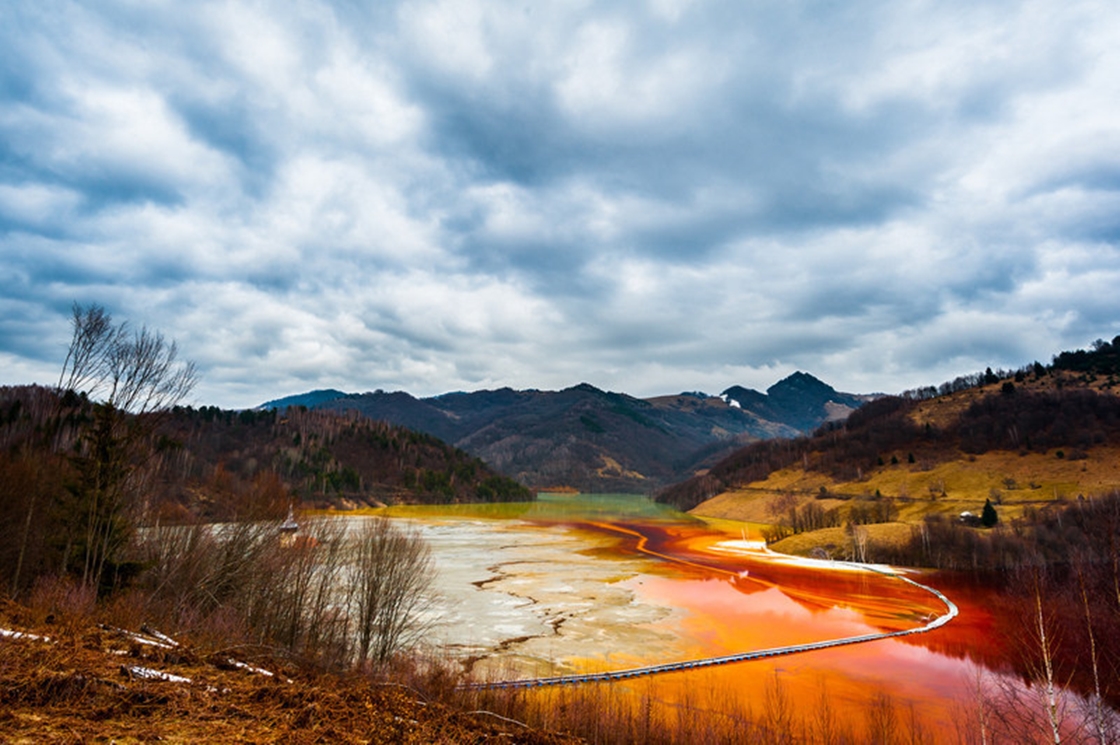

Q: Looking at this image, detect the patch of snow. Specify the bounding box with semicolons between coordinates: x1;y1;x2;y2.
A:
0;627;49;642
124;665;193;684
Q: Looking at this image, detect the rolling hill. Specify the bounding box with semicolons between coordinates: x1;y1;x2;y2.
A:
0;388;530;523
658;336;1120;560
151;405;534;517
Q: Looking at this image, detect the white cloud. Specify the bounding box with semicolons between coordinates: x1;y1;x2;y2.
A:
312;52;424;148
398;0;496;82
25;82;236;200
201;2;308;94
262;155;442;266
0;183;84;226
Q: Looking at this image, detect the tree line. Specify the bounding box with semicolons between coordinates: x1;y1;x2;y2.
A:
154;402;532;518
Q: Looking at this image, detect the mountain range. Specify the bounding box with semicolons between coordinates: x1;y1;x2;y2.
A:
261;373;875;492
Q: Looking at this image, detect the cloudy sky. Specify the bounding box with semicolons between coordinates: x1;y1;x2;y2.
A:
2;0;1118;409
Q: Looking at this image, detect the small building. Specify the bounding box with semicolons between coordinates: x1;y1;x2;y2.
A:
279;506;299;547
958;511;982;527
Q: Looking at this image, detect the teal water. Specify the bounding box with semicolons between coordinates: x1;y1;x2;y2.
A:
382;492;696;525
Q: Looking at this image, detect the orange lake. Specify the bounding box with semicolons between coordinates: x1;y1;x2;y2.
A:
370;493;1112;742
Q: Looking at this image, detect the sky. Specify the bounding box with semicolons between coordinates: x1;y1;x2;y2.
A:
2;0;1119;409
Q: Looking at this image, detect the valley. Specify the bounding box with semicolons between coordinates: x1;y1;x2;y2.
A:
4;337;1120;742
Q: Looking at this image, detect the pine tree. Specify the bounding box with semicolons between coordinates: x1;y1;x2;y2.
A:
981;498;999;528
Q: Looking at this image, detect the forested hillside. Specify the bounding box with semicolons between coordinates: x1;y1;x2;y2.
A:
658;337;1120;514
155;404;532;517
654;338;1120;566
0;385;530;596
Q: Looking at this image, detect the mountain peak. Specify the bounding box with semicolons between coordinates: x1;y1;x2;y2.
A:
767;371;835;399
259;389;347;410
720;373;863;433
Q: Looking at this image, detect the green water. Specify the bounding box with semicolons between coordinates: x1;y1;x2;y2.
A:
380;492;696;524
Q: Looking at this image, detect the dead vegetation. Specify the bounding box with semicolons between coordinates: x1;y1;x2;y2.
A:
0;599;578;744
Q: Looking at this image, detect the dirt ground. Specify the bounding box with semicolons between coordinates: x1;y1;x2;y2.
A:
0;602;578;744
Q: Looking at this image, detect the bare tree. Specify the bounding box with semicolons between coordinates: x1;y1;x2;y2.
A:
905;699;931;745
865;690;899;744
56;303;117;400
810;678;841;744
11;305;121;593
259;518;351;661
972;666;992;745
848;523;870;563
139;518;278;625
350;517;433;668
298;520;353;666
762;671;795;745
1075;558;1113;744
991;569;1071;744
102;326;197;416
1032;576;1066;744
51;303;197;591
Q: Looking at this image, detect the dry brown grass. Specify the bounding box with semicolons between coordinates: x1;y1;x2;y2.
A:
768;522;913;557
723;447;1120;507
0;599;579;744
691;486;843;524
692;424;1120;558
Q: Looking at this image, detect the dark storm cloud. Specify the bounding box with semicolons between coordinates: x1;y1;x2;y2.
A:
1;0;1118;407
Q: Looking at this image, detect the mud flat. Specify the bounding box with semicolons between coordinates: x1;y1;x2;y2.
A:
394;517;683;679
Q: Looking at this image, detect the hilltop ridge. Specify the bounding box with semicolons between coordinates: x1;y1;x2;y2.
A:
261;373;870;492
658;337;1120;561
721;371;873;432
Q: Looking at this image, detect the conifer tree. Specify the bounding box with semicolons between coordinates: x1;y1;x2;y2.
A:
981;498;999;528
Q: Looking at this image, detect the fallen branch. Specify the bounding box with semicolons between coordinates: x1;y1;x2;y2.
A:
217;656;292;684
121;665;222;693
99;624;176;650
466;709;532;729
140;625;180;647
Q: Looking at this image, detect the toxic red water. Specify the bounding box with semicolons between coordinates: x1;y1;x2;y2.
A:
522;514;1101;742
393;497;1112;741
561;520;961;732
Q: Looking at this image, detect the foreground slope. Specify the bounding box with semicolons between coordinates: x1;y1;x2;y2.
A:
0;603;576;744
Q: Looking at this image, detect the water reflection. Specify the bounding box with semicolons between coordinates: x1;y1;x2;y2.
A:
382;494;946;673
374;493;1110;741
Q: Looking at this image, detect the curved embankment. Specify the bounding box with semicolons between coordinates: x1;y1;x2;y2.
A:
465;527;959;690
